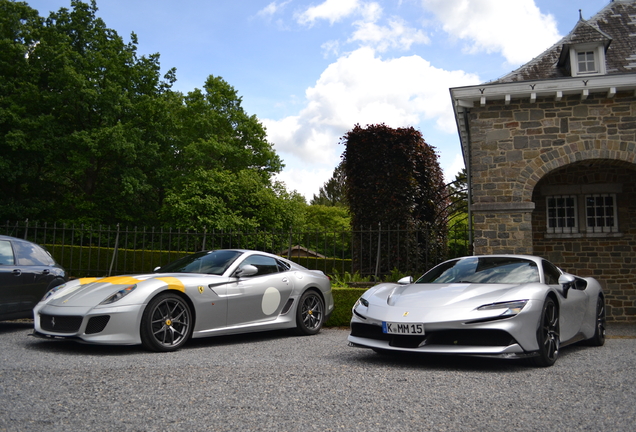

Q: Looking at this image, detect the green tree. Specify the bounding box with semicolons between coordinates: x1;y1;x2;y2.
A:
161;169;305;234
0;0;175;223
158;75;295;232
0;1;300;231
446;168;469;257
310;162;347;207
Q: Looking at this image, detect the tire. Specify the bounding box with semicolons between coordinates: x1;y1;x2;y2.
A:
531;297;560;367
294;290;324;336
140;293;193;352
583;296;606;347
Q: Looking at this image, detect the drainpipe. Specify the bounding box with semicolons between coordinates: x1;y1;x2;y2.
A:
462;109;474;255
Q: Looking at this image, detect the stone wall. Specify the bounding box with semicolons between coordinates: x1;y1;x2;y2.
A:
466;91;636;321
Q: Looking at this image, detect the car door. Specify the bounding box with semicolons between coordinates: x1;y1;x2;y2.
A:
542;260;588;341
226;255;294;327
0;239;26;316
13;239;58;311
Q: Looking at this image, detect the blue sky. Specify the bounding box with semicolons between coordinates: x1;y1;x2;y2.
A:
26;0;611;200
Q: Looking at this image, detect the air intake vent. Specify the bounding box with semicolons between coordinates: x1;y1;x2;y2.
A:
85;315;111;334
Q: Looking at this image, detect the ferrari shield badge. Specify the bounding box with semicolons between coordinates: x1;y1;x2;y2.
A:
198;286;204;294
403;311;409;317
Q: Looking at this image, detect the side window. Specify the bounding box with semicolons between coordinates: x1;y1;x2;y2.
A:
14;241;54;266
0;240;15;265
276;259;291;272
542;260;562;285
239;255;280;277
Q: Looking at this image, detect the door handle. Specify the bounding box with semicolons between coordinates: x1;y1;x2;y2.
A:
282;277;289;284
12;269;22;276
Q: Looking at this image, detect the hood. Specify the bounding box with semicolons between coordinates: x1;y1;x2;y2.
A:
368;282;529;309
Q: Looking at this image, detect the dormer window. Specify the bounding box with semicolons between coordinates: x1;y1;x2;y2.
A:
577;51;597;73
568;43;607;77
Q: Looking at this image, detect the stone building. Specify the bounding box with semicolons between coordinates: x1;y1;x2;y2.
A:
450;0;636;321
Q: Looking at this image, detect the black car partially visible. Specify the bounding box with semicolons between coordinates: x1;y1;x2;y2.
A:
0;235;67;321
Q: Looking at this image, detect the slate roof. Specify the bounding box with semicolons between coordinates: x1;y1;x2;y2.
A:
496;0;636;83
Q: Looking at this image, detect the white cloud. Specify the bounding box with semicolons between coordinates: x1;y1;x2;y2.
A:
296;0;362;26
263;47;480;198
257;0;292;18
274;166;335;201
421;0;561;65
349;17;430;52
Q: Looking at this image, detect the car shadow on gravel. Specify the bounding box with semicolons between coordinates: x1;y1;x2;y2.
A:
346;343;587;372
184;328;297;350
23;327;297;356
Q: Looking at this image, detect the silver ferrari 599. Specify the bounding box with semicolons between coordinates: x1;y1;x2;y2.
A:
348;255;605;366
33;249;333;352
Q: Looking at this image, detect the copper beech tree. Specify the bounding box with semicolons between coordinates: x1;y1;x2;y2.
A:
341;124;448;275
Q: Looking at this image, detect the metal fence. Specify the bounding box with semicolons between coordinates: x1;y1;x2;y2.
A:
2;220;470;279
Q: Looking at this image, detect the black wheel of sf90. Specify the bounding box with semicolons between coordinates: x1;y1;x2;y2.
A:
583;295;606;347
532;297;560;367
294;290;324;336
140;293;193;352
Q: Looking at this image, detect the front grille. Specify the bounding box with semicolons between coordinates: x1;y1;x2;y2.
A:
85;315;110;334
351;323;517;348
351;323;390;341
40;314;83;333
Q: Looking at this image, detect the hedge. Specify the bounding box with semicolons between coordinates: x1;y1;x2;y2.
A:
45;244;354;278
324;287;368;327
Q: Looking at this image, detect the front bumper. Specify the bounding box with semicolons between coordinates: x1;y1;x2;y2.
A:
348;300;544;358
33;303;144;345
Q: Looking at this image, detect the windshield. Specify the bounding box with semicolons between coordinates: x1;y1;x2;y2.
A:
416;257;540;284
156;250;242;275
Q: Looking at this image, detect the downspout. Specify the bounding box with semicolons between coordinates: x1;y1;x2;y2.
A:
462;109;474;255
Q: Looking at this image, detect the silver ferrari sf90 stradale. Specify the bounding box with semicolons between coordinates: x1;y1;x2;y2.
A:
348;255;605;366
33;250;333;352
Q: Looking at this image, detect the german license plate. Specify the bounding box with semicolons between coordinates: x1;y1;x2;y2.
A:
382;322;425;335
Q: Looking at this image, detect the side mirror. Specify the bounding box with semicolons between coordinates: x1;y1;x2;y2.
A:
558;274;575;298
397;276;413;285
235;264;258;278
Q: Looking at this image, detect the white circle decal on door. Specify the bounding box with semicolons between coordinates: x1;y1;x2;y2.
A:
261;287;281;315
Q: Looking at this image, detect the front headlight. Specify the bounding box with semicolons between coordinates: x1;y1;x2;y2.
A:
100;284;137;305
353;297;369;310
41;283;67;301
477;300;528;317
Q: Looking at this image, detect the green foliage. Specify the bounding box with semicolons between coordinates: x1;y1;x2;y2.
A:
310;162;347;207
382;267;409;282
0;1;300;231
324;287;368;327
330;271;371;288
45;243;188;278
161;169;305;233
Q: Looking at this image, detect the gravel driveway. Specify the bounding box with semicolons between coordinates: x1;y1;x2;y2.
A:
1;321;635;431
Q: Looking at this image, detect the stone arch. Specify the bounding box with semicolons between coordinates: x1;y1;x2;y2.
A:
518;146;636;202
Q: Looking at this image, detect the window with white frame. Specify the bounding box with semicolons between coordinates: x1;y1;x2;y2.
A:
568;44;606;76
586;194;618;233
546;196;578;233
577;51;597;73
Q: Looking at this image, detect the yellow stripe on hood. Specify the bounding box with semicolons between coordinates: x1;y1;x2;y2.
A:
97;276;143;285
77;277;100;285
75;275;185;292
